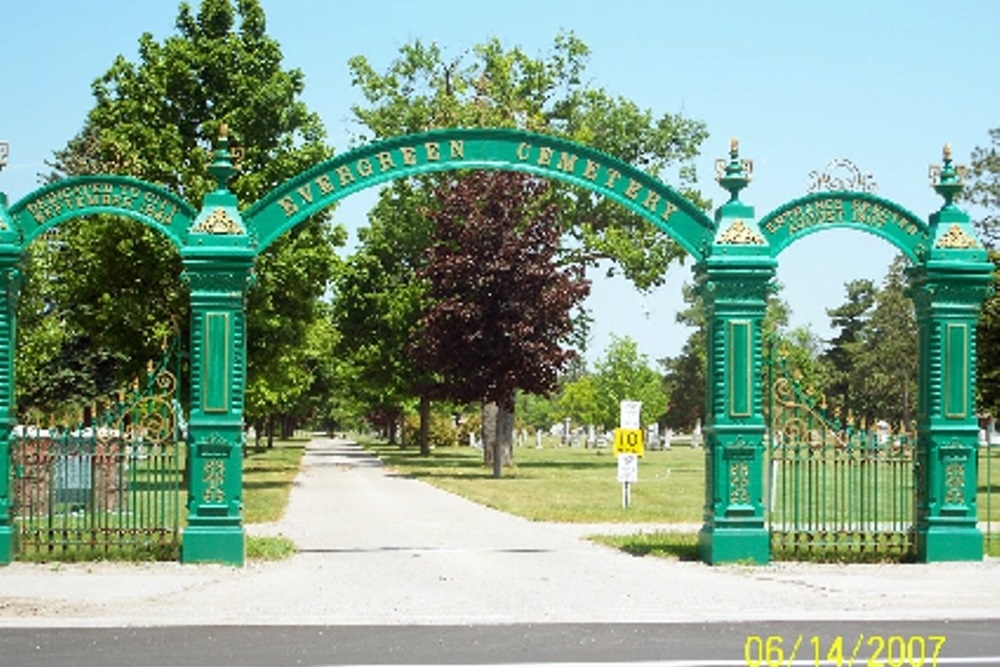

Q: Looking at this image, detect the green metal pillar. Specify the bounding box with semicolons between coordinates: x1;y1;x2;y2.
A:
181;127;254;566
698;141;776;565
0;206;19;564
910;147;994;562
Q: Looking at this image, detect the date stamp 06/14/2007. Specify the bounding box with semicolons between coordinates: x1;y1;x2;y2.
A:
744;634;947;667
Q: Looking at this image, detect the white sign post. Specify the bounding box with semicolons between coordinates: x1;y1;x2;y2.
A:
617;400;642;508
617;453;638;508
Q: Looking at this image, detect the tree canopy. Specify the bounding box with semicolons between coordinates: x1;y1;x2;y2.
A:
21;0;342;430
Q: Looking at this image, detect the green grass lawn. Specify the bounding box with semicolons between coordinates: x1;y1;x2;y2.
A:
242;439;307;560
361;437;706;523
243;440;308;524
361;437;1000;562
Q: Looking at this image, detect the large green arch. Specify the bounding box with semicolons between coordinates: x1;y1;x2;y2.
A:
244;128;715;260
7;175;197;248
757;191;931;262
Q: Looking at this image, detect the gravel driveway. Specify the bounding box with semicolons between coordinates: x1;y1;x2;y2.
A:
1;436;998;627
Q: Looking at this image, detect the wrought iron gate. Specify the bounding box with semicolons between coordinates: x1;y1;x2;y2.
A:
11;346;183;560
980;420;1000;555
765;338;916;561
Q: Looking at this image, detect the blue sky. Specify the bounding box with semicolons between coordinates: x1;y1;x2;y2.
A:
2;1;998;365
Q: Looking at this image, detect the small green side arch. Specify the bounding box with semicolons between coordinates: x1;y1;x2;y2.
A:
757;191;931;262
8;175;197;249
243;128;715;261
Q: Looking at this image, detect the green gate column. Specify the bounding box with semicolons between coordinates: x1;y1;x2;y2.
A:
180;126;255;565
0;218;20;563
909;147;994;562
697;141;776;565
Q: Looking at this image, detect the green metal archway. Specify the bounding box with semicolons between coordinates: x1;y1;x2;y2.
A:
0;128;993;567
243;127;715;259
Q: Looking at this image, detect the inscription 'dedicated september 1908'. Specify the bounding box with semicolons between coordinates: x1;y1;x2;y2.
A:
23;181;181;228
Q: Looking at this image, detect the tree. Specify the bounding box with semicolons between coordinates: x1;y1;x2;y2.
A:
340;34;708;454
28;0;342;427
329;191;431;445
965;128;999;248
978;251;1000;417
845;257;917;426
556;374;603;429
348;34;709;291
964;131;1000;417
412;171;590;476
660;283;706;431
821;279;877;419
592;335;667;430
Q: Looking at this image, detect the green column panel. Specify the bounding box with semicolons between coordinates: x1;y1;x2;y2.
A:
203;312;231;413
729;320;752;418
943;324;968;419
908;193;992;562
180;249;254;564
695;174;775;565
0;248;20;565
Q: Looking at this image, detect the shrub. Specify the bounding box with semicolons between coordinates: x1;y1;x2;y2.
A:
402;411;459;449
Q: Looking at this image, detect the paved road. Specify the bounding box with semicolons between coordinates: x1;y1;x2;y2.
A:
2;620;1000;666
1;437;1000;665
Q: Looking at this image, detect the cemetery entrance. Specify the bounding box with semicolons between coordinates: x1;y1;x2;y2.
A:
0;128;993;566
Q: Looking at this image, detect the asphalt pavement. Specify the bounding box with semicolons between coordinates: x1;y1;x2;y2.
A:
2;436;999;628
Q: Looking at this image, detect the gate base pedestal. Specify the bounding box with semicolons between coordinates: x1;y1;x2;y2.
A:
917;525;983;562
699;524;770;565
182;525;245;566
0;527;14;565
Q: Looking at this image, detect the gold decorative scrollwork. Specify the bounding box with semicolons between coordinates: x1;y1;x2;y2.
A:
935;224;979;249
729;461;751;504
806;158;877;193
203;459;227;504
96;365;178;450
718;220;765;245
944;462;965;505
191;207;243;235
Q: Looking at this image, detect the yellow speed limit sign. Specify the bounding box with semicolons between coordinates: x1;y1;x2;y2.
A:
614;428;644;457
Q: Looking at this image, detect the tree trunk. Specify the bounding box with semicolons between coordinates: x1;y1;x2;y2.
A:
418;394;431;456
388;415;398;446
482;400;514;478
267;415;275;448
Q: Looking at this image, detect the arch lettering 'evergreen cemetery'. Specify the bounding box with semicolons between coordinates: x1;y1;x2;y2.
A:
244;128;715;259
0;127;993;566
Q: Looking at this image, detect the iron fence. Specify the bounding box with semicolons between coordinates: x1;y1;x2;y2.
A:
11;344;183;561
765;337;916;561
981;439;999;555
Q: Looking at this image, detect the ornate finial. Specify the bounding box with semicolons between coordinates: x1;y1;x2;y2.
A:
207;123;237;192
929;142;966;208
715;137;753;203
806;159;877;194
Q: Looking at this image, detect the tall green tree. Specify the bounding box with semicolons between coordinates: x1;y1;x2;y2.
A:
339;34;708;450
413;172;590;474
977;251;1000;418
821;279;877;419
592;335;667;430
349;34;709;290
26;0;342;425
964;131;1000;417
329;188;431;445
965;128;999;248
846;257;917;426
